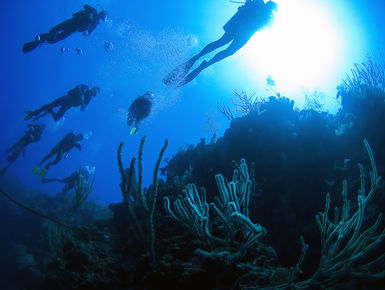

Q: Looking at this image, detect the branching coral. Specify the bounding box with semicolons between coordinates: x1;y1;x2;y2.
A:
264;139;385;289
69;166;95;217
117;136;168;266
217;90;266;121
164;159;266;262
338;54;385;101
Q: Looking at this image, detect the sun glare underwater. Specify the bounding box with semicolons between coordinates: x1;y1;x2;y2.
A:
240;0;363;110
1;0;385;289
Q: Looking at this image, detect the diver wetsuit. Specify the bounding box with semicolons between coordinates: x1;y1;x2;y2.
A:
42;169;88;194
22;5;107;53
33;132;83;178
25;85;100;122
0;124;45;175
127;92;153;135
163;0;278;87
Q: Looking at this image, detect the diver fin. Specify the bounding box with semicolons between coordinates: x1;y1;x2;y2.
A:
22;41;41;53
163;60;194;87
177;60;208;87
130;127;138;135
32;165;40;174
24;110;33;121
39;168;48;178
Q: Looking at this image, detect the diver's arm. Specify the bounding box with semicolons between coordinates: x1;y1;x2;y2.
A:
28;132;37;141
80;96;89;110
74;143;82;151
81;95;92;111
79;89;86;110
86;21;98;35
73;85;86;109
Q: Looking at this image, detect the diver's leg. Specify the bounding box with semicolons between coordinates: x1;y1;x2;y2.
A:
25;105;50;120
27;98;62;121
131;121;140;135
48;30;73;43
0;163;12;175
189;33;234;65
22;40;43;53
7;149;20;164
41;31;67;44
23;20;73;52
44;20;75;43
41;177;62;183
179;39;245;87
23;31;50;53
33;111;55;122
36;21;67;43
44;152;63;170
31;97;67;121
163;33;233;86
6;142;18;154
7;135;27;154
37;33;50;43
50;104;70;121
204;38;246;67
38;149;57;167
49;21;70;34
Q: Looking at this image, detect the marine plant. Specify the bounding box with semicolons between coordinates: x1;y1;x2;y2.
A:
217;90;266;121
338;54;385;97
265;139;385;289
337;54;385;114
164;158;266;262
117;135;168;266
69;166;95;218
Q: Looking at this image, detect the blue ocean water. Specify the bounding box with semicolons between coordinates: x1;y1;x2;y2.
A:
0;0;383;204
0;1;232;204
1;0;385;289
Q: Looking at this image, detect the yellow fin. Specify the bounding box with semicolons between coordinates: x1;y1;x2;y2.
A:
39;168;48;178
32;165;40;174
130;127;138;135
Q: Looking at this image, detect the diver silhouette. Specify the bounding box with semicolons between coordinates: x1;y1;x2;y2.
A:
164;0;278;87
0;124;45;175
32;132;83;178
22;4;107;53
42;168;89;194
24;84;100;122
127;91;153;135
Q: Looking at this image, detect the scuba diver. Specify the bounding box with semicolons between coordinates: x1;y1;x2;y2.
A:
24;84;100;122
0;124;45;175
127;91;153;135
42;167;90;194
23;4;107;53
32;132;83;178
163;0;278;87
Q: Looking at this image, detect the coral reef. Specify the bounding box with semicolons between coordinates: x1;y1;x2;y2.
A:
1;57;385;289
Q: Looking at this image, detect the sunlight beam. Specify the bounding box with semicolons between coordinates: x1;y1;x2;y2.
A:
242;0;343;91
